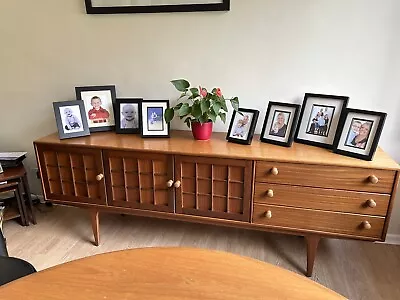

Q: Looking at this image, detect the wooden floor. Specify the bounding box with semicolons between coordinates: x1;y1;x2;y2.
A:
3;205;400;300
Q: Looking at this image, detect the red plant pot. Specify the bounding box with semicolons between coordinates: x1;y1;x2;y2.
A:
191;121;213;140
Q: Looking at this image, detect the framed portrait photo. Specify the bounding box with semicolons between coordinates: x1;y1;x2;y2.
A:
53;101;90;140
115;98;142;134
140;100;170;138
333;109;386;161
75;85;116;132
294;93;349;149
226;108;259;145
260;102;301;147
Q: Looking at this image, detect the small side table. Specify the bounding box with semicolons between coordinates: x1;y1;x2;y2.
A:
0;182;27;226
0;165;36;225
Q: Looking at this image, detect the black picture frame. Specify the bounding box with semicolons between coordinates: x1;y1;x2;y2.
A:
333;108;386;161
294;93;349;149
226;108;259;145
75;85;117;133
140;100;170;138
260;102;301;147
85;0;230;14
53;101;90;140
115;98;143;134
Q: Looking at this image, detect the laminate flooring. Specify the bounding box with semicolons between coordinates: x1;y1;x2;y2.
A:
3;205;400;299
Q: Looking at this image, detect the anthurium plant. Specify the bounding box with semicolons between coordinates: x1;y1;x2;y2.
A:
164;79;239;128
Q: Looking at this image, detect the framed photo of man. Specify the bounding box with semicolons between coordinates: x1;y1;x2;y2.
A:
75;85;117;132
333;109;386;161
260;102;301;147
226;108;259;145
294;93;349;149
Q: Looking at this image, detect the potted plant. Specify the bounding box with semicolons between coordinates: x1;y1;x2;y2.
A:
164;79;239;140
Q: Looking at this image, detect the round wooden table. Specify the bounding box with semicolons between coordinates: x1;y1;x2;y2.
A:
0;248;345;299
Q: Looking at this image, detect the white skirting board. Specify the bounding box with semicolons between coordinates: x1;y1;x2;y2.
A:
382;234;400;245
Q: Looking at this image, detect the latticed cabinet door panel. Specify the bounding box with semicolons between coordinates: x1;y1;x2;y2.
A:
36;145;106;205
104;150;174;213
175;155;252;221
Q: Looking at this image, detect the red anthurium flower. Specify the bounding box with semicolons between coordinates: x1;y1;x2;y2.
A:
199;86;208;98
216;88;222;97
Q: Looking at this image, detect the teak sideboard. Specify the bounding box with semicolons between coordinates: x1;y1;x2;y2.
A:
34;131;400;276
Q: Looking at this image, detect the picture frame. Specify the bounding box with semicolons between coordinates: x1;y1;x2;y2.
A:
333;109;386;161
75;85;117;133
53;101;90;140
226;108;259;145
85;0;230;14
260;102;301;147
140;100;170;138
294;93;349;149
115;98;143;134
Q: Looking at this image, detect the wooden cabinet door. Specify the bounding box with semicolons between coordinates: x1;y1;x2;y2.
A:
36;145;106;205
104;150;174;212
175;155;252;221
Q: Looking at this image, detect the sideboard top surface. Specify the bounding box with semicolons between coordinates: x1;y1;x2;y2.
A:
34;131;399;170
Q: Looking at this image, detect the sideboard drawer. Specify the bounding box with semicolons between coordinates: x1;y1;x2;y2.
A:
253;204;385;239
255;161;395;193
254;183;390;216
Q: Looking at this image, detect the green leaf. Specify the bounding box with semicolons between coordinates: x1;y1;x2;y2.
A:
184;117;192;128
171;79;190;92
199;113;209;124
192;103;202;119
190;88;199;98
219;112;227;123
230;97;239;111
164;108;175;123
200;100;210;114
221;100;228;112
177;92;187;101
209;110;217;123
212;101;221;115
178;103;191;117
173;103;183;111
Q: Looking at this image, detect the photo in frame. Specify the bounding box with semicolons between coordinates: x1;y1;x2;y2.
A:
260;102;301;147
294;93;349;149
226;108;259;145
140;100;170;138
85;0;230;14
75;85;116;132
333;109;386;161
53;101;90;140
115;98;142;134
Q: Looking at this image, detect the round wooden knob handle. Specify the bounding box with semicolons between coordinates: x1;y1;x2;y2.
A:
271;167;279;176
174;180;181;188
266;189;274;198
369;175;379;184
362;221;372;230
264;210;272;219
366;199;377;208
96;174;104;181
167;180;174;188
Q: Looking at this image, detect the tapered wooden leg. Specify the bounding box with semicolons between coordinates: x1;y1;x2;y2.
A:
305;234;321;277
90;210;100;246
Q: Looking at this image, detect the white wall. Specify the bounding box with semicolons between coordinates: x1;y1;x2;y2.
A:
1;0;399;234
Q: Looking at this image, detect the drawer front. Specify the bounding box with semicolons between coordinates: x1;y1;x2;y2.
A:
254;183;390;216
253;204;385;239
256;161;395;193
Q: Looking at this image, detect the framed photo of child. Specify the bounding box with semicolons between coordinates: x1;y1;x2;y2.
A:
260;102;301;147
333;109;386;161
53;100;90;140
226;108;259;145
114;98;142;134
294;93;349;149
140;100;170;138
75;85;117;132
